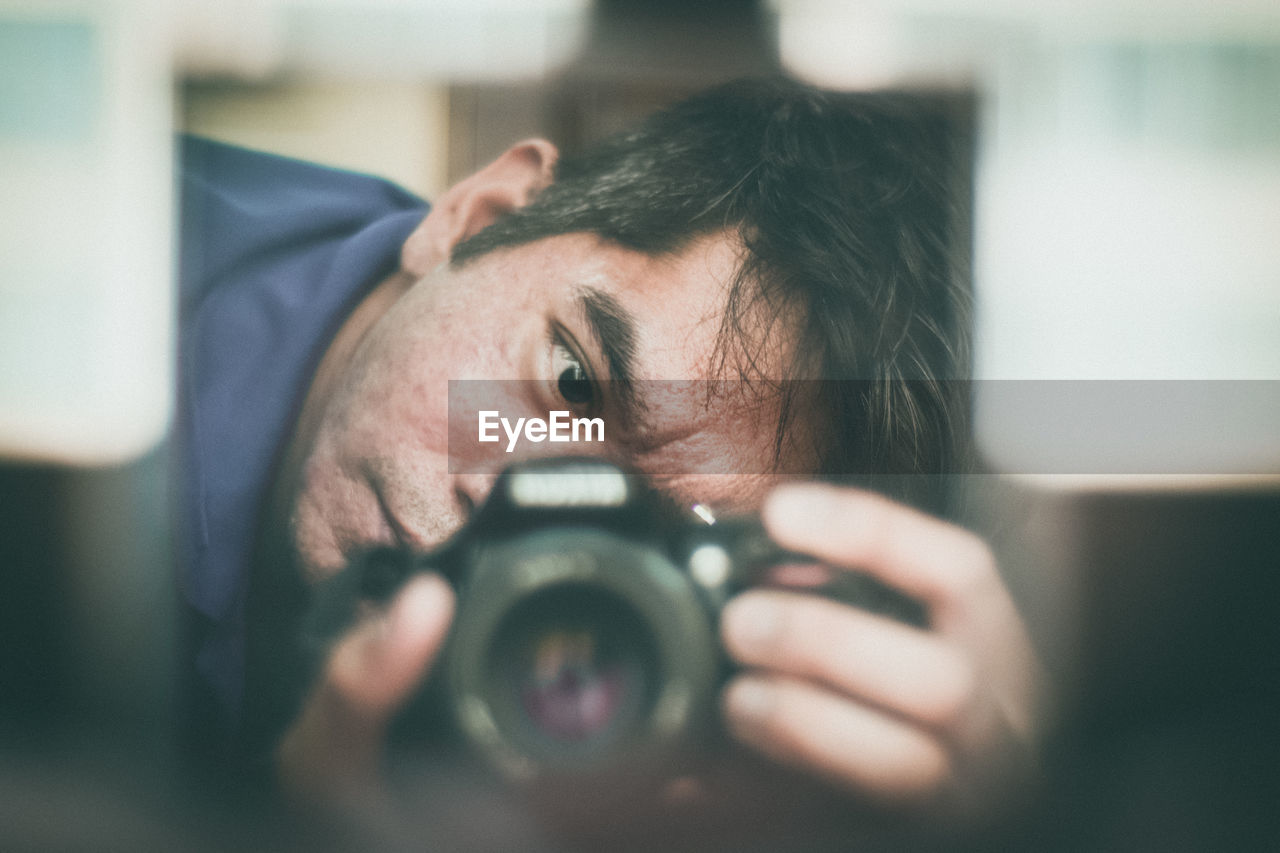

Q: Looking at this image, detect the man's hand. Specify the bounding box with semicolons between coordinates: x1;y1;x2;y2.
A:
276;574;455;809
720;483;1041;810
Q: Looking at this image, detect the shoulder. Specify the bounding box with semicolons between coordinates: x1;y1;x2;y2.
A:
178;134;427;239
176;135;429;305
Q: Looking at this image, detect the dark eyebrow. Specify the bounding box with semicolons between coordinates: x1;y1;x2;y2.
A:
577;287;648;428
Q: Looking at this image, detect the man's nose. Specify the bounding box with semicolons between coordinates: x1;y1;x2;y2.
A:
452;470;498;518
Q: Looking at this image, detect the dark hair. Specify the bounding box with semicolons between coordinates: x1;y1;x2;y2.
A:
453;78;972;510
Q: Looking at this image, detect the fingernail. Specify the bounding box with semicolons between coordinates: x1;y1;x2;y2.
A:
722;593;784;656
726;677;775;724
390;573;450;636
763;483;823;534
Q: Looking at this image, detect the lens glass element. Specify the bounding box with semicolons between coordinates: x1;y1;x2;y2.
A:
487;584;659;753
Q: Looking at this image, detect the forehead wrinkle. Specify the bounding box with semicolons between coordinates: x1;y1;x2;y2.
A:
626;385;790;477
613;376;756;453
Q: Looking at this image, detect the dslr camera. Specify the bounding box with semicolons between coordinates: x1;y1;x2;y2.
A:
305;457;925;785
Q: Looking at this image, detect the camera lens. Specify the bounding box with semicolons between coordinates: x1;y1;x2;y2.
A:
486;584;660;754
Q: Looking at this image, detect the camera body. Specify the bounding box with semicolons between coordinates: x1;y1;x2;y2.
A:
304;457;925;784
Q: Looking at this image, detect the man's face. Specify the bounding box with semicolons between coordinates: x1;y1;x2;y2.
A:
284;232;806;582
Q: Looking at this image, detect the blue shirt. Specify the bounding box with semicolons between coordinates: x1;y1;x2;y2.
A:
176;136;428;726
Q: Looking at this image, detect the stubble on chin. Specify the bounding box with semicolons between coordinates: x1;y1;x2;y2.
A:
361;452;470;550
287;497;344;586
286;459;392;585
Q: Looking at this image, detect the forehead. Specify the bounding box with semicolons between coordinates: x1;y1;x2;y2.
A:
536;232;742;362
532;231;785;380
519;232;807;511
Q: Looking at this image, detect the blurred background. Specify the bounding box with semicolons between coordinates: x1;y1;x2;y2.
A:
2;0;1279;849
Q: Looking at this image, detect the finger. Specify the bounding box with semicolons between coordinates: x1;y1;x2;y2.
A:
327;573;454;717
278;574;454;791
721;590;973;732
762;483;999;610
722;674;952;803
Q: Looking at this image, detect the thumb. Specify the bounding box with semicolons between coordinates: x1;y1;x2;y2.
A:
278;573;455;798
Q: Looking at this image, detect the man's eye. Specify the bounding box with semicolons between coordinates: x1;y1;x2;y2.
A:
552;341;595;406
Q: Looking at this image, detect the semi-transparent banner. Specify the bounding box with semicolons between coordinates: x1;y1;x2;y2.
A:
447;380;1280;476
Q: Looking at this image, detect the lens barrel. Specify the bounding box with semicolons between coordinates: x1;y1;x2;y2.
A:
443;528;719;782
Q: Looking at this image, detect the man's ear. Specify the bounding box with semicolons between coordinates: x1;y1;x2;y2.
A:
400;139;558;278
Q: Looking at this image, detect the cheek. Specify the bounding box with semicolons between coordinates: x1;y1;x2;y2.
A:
336;290;476;450
317;282;540;472
333;343;449;462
